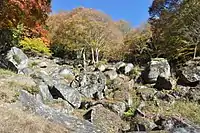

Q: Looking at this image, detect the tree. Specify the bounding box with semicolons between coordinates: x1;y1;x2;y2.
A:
0;0;51;28
0;0;51;52
115;20;132;35
149;0;182;57
49;7;124;64
124;23;152;64
149;0;200;63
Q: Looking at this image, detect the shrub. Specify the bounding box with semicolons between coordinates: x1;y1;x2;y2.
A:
19;37;51;56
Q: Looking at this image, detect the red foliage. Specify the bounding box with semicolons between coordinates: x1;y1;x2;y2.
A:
0;0;51;28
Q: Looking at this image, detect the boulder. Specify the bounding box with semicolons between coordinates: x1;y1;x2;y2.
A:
19;90;103;133
6;47;29;73
117;63;134;74
59;68;74;77
129;116;157;132
83;104;127;133
142;58;171;84
76;72;106;99
178;60;200;86
136;86;157;101
154;76;176;90
38;82;53;102
155;116;200;133
104;70;118;80
108;101;127;116
38;62;48;68
97;64;107;72
53;84;81;108
185;87;200;102
125;63;134;74
115;61;126;70
48;98;74;114
32;71;81;108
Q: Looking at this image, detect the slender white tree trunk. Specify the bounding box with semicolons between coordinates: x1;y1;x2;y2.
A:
95;48;99;63
91;48;95;64
83;49;86;71
194;44;197;59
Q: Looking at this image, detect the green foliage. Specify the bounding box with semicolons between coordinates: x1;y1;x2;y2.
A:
124;90;141;117
149;0;200;64
29;62;38;68
19;37;51;56
129;65;142;79
0;69;15;75
124;108;135;117
12;24;24;46
0;29;14;53
124;23;152;64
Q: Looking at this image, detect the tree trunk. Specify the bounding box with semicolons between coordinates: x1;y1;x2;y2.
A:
83;49;86;71
194;44;197;59
95;48;99;63
91;48;95;64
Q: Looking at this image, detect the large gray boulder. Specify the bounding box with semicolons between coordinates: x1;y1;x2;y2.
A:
75;72;106;99
54;84;81;108
83;104;127;133
142;58;171;84
6;47;29;73
38;81;53;102
178;60;200;86
19;90;103;133
32;71;81;108
117;63;134;74
125;63;134;74
154;76;176;90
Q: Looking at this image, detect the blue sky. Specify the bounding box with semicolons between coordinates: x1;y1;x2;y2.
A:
52;0;153;27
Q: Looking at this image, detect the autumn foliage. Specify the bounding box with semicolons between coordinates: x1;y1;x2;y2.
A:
48;8;125;62
0;0;51;28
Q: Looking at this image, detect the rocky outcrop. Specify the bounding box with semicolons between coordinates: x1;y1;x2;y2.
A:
75;72;106;99
104;70;118;80
83;104;128;133
7;47;29;73
142;58;171;84
20;90;103;133
178;60;200;86
154;76;176;90
1;47;200;133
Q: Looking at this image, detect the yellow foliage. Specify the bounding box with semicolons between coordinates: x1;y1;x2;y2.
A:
20;37;51;56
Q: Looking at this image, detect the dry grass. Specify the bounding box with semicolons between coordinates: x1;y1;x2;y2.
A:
0;69;69;133
0;106;69;133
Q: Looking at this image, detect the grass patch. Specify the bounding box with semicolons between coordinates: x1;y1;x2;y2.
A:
0;72;39;103
29;61;38;67
0;106;69;133
95;59;108;68
8;81;39;95
0;69;15;76
142;100;200;125
129;65;142;79
124;90;141;117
